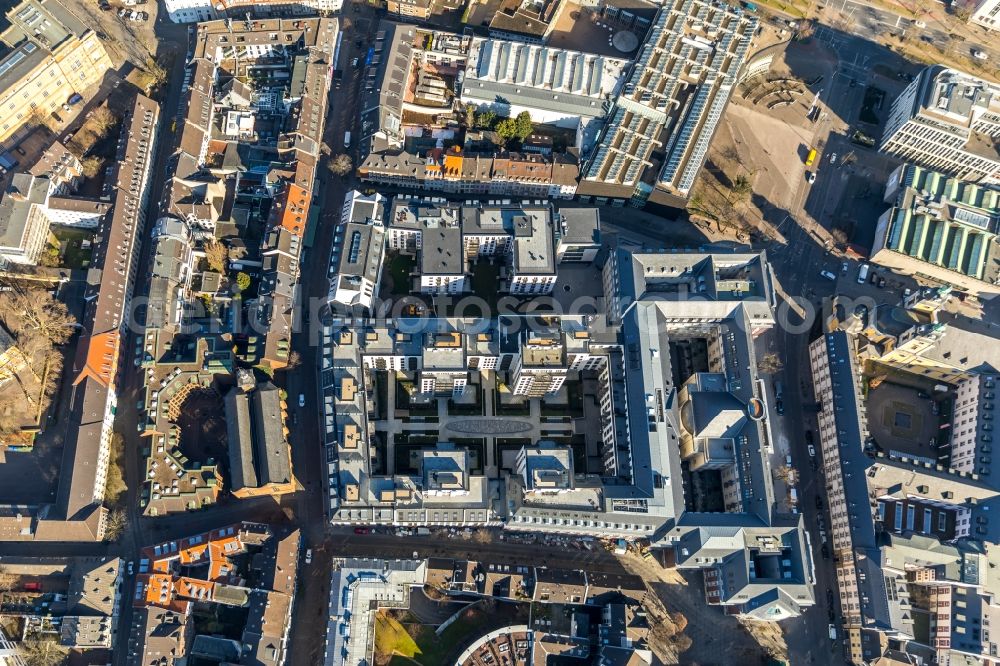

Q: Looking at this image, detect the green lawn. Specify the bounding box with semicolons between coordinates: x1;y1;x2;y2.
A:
468;262;501;315
388;254;416;295
52;227;94;269
383;604;529;666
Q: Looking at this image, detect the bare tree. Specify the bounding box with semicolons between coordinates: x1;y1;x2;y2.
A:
17;640;68;666
81;156;104;179
0;565;16;593
144;58;168;90
203;240;228;273
472;527;492;544
757;353;784;375
284;350;302;370
774;465;795;483
328;154;353;177
103;508;128;543
103;432;127;509
0;283;76;346
90;107;118;137
830;227;849;246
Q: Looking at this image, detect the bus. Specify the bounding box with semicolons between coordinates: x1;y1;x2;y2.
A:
805;148;817;166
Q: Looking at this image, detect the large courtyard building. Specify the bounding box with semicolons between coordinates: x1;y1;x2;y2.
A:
809;291;1000;664
880;66;1000;186
320;224;814;620
0;0;113;148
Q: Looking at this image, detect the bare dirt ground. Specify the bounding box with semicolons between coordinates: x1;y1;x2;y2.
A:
60;0;163;68
619;553;787;665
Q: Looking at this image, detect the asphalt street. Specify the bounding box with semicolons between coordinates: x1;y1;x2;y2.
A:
3;2;995;665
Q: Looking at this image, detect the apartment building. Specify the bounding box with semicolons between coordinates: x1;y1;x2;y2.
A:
319;243;814;620
880;66;1000;185
579;0;758;209
146;216;196;331
169;17;337;370
129;524;300;666
163;0;342;23
970;0;1000;31
394;196;563;295
872;163;1000;298
0;0;113;148
387;0;431;19
0;173;51;264
329;191;388;311
46;94;160;542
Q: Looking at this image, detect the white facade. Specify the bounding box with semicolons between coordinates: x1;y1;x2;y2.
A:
164;0;343;23
509;274;556;294
163;0;214;23
950;374;1000;475
880;66;1000;185
971;0;1000;30
419;273;466;294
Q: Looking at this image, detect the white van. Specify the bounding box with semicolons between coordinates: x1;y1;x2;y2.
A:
857;263;870;284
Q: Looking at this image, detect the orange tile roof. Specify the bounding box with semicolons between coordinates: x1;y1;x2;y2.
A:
443;154;463;177
278;184;309;236
137;526;252;611
73;331;120;388
175;576;215;603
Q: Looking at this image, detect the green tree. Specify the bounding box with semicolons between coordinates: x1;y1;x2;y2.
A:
475;110;496;129
495;117;518;140
514;111;533;141
463;103;476;128
236;272;252;292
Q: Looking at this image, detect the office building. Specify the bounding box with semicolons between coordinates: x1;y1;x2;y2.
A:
880;65;1000;185
578;0;758;209
872;163;1000;298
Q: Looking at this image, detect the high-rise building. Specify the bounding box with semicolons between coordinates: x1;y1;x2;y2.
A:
880;66;1000;185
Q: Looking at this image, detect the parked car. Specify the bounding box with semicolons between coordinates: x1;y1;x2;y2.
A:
305;549;313;564
354;527;370;535
298;393;305;408
913;19;926;27
972;49;988;60
820;270;836;281
829;152;838;164
877;276;887;288
808;444;816;458
68;93;83;105
807;171;816;184
127;561;134;576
